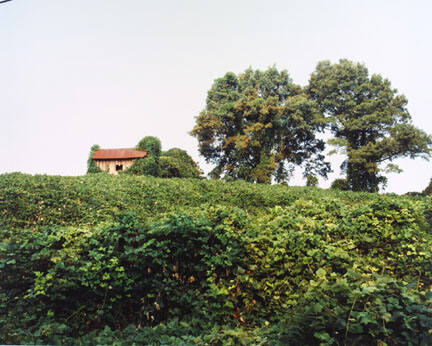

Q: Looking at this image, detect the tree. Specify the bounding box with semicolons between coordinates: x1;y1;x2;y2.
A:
136;136;162;158
422;177;432;196
125;154;160;176
330;178;350;191
307;59;432;192
126;137;202;178
159;148;203;178
126;136;162;177
86;144;102;173
190;67;330;184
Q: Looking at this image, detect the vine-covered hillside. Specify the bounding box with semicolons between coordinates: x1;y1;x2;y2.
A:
1;173;431;345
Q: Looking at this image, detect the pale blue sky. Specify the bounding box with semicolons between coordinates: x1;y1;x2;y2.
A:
1;0;431;193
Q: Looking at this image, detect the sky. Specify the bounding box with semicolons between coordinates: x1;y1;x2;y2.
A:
1;0;431;193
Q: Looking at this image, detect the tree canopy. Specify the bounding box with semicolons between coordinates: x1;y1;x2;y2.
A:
160;148;203;178
130;136;162;176
136;136;162;158
126;154;160;177
126;137;202;178
307;59;432;192
190;67;330;184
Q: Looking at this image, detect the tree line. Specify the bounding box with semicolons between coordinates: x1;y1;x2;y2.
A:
191;59;432;192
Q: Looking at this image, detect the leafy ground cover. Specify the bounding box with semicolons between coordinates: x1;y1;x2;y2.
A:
1;173;431;344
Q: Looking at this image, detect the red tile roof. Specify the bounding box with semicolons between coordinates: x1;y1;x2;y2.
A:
92;148;147;160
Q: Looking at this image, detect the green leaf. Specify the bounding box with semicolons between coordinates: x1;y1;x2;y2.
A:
316;268;326;278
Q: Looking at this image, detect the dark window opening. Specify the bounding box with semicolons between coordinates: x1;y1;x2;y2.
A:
116;164;123;171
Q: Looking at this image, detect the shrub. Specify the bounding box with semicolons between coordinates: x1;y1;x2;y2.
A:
331;178;350;191
305;174;318;187
124;155;160;177
160;148;203;178
130;139;203;179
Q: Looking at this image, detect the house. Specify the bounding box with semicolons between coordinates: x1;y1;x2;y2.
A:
92;148;147;175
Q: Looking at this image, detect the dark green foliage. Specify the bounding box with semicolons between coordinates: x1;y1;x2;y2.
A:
191;66;330;183
331;178;350;191
305;174;318;187
127;138;202;179
422;177;432;195
159;148;203;178
124;155;160;177
129;136;162;176
86;144;102;173
1;173;432;344
136;136;162;158
159;156;184;178
307;59;432;192
0;208;248;343
278;274;432;345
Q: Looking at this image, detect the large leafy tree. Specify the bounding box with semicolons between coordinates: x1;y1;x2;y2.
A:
307;59;432;192
190;67;330;183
